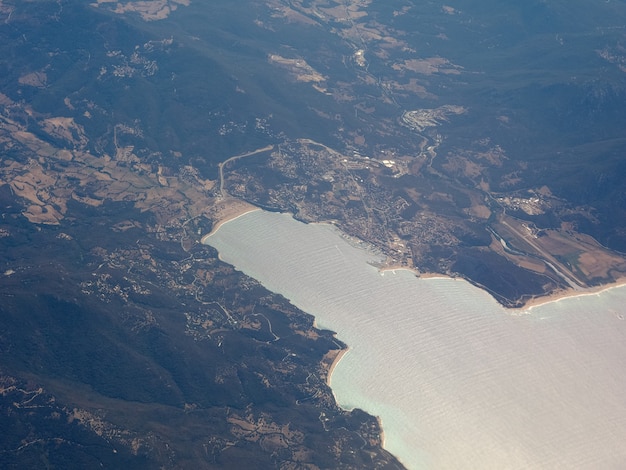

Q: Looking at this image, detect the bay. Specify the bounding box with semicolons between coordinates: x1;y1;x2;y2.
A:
205;209;626;469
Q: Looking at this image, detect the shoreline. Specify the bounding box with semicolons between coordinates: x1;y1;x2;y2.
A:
200;199;261;243
376;416;386;450
325;346;391;452
202;205;626;467
380;263;626;312
380;265;447;280
520;277;626;311
202;204;626;313
325;347;349;387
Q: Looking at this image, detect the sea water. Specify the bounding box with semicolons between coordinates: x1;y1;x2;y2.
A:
205;210;626;469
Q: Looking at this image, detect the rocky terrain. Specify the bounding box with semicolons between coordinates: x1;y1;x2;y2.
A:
1;0;626;467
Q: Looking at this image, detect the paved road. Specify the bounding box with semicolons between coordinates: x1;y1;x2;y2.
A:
218;145;274;198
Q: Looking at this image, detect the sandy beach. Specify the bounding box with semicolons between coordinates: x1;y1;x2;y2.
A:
200;198;260;243
205;204;626;314
325;346;388;449
201;205;351;393
204;207;626;469
325;347;349;387
520;276;626;311
380;263;626;312
204;205;626;314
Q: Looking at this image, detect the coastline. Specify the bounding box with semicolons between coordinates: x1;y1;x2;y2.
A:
379;263;626;312
520;277;626;312
202;206;626;468
202;205;626;314
200;205;350;391
380;265;448;280
200;198;261;243
376;416;386;450
325;346;391;453
325;347;349;387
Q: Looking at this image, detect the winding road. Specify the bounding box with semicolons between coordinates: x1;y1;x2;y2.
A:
217;145;274;198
